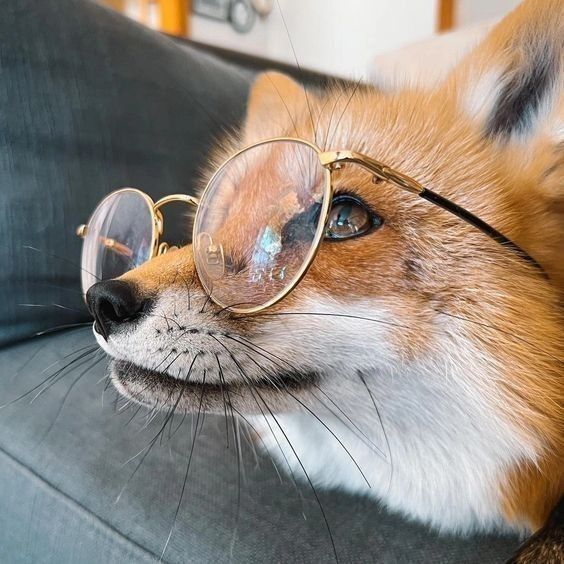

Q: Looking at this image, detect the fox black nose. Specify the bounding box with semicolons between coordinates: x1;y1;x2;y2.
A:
86;280;147;340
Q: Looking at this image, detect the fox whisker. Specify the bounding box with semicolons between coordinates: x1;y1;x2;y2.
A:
232;342;375;487
160;367;207;561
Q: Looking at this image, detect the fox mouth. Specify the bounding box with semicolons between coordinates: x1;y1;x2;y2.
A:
110;359;319;414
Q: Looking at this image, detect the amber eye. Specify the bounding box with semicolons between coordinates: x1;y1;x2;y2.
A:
324;195;382;240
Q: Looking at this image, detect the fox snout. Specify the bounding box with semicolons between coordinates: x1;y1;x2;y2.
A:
86;244;199;341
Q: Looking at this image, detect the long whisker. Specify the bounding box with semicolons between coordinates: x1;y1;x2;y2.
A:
0;346;99;408
249;309;561;362
275;0;317;143
217;351;260;546
37;354;106;444
229;412;243;562
9;340;53;384
116;354;200;503
160;368;207;561
18;302;87;315
322;87;346;150
266;73;299;137
215;342;306;500
245;310;412;330
35;322;92;337
214;353;232;448
22;245;100;281
162;367;186;444
223;334;386;457
358;371;393;495
314;94;332;144
326;77;364;149
123;402;145;428
222;334;292;371
254;388;339;563
230;342;372;487
230;404;285;484
30;351;101;403
308;385;386;457
28;281;85;295
167;377;190;442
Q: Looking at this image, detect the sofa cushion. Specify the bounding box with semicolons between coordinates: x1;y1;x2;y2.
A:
0;329;521;563
0;0;252;348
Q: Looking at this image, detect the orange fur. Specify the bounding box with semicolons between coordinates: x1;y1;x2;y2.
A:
502;455;564;531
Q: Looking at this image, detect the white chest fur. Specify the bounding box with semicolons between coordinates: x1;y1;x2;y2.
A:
250;352;537;534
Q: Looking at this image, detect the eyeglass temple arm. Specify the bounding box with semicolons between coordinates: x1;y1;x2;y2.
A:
319;150;544;273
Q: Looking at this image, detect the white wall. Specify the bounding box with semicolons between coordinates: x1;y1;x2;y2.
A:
189;0;437;79
455;0;521;27
122;0;525;80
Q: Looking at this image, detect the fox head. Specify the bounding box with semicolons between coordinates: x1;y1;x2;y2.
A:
89;0;562;535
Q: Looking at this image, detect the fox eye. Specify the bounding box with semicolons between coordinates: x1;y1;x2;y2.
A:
324;195;382;240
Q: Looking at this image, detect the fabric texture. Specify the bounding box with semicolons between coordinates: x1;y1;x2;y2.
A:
0;0;252;347
0;329;521;563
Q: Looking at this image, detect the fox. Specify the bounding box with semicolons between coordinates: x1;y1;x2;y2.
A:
84;0;563;560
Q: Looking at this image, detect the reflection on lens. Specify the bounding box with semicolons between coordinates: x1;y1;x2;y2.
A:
81;189;155;295
193;140;330;312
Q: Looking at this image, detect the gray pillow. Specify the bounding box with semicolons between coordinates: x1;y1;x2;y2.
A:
0;0;252;348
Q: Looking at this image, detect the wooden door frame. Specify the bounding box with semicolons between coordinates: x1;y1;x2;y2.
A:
437;0;456;32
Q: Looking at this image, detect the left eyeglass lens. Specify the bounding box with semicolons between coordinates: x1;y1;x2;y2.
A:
81;190;154;294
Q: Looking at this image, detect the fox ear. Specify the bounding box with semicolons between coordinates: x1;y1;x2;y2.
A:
445;0;564;286
244;71;307;143
446;0;563;145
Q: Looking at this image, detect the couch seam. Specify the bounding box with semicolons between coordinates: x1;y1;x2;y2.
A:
0;443;162;562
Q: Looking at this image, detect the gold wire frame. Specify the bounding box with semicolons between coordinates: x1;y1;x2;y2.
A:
77;138;336;313
78;188;158;297
77;187;199;295
193;137;334;314
78;136;541;310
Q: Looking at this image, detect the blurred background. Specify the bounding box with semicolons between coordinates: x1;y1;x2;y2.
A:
99;0;521;80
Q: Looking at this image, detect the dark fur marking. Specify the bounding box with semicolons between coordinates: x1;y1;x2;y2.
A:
506;497;564;564
485;42;557;138
404;257;423;281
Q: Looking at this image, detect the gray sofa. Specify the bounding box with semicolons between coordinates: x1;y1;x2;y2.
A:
0;1;521;561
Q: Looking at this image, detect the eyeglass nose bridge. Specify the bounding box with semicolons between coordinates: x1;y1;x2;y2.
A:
153;194;200;212
152;193;199;250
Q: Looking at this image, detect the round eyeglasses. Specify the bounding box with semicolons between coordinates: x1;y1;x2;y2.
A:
78;137;543;314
